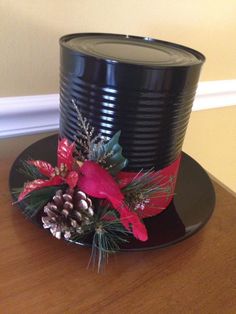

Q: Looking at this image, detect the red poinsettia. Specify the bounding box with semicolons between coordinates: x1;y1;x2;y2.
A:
18;139;78;201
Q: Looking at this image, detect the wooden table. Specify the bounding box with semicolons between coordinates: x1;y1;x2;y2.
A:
1;134;236;314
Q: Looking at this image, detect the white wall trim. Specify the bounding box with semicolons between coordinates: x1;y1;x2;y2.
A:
0;94;59;138
192;80;236;111
0;80;236;138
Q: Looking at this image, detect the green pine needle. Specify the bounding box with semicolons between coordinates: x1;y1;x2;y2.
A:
18;159;46;180
67;206;130;272
122;169;175;210
13;185;64;218
72;100;127;175
88;218;130;272
88;206;130;272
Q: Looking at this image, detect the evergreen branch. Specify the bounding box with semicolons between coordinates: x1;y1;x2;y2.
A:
11;187;23;195
88;221;129;272
72;100;127;175
66;200;130;272
14;185;64;218
122;170;174;211
88;207;130;272
18;159;46;180
72;99;105;159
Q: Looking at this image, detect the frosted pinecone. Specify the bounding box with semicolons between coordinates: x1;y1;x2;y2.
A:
41;188;94;240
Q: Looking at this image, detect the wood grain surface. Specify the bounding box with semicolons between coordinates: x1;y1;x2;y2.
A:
0;135;236;314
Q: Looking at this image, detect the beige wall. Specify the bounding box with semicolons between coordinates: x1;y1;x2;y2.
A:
183;106;236;194
0;1;235;193
1;0;236;96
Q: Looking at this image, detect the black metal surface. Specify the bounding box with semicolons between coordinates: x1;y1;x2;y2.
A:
9;134;215;251
59;33;205;171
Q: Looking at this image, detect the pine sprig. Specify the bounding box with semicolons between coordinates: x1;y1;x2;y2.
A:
72;100;105;160
18;159;46;180
69;202;130;272
13;186;64;218
89;204;130;271
72;100;127;175
13;161;61;217
89;211;130;272
122;170;173;211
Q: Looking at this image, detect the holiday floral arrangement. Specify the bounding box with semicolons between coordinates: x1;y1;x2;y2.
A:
14;101;174;271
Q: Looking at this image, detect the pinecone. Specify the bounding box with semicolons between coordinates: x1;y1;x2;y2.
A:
41;188;94;240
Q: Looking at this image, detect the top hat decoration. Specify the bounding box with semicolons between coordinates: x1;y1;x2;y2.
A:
11;33;210;271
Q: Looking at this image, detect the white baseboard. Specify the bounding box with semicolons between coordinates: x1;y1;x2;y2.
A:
0;80;236;139
192;80;236;111
0;94;59;138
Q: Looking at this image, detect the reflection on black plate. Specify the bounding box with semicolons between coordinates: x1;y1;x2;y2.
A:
9;135;215;251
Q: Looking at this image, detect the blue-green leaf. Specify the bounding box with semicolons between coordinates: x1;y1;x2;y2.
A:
90;131;128;176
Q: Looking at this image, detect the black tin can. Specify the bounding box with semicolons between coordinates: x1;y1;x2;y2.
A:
59;33;205;171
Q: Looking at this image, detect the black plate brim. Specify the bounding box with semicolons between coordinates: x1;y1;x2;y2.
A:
9;134;215;251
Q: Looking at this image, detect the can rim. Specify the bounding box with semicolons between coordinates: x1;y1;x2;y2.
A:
59;32;205;69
